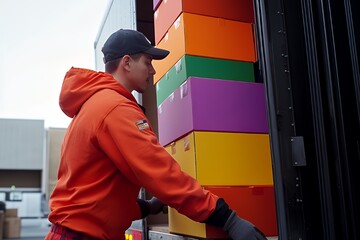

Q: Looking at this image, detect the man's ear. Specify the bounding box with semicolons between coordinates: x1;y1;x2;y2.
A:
121;55;132;71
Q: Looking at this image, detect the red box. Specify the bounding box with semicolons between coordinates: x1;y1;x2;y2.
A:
209;186;278;236
154;0;254;44
169;186;278;238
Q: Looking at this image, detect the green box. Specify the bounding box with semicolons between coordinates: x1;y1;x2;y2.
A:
155;55;255;106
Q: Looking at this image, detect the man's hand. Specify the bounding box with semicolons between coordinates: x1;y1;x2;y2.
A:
223;211;267;240
147;197;166;215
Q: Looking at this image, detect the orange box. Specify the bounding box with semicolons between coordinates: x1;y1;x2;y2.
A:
153;13;256;83
169;186;278;238
154;0;254;44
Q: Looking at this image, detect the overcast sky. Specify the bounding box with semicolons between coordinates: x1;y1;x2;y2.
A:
0;0;109;128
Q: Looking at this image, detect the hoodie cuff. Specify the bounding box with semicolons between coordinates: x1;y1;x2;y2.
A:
203;198;233;227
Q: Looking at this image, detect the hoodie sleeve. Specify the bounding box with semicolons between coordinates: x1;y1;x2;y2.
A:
96;100;218;222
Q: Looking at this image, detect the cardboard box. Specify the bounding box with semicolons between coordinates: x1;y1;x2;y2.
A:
158;77;268;146
152;13;256;83
4;208;17;218
165;131;273;186
3;217;21;239
155;55;255;106
169;186;278;238
154;0;254;44
0;211;4;240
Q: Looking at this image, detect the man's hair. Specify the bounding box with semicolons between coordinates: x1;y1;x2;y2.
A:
105;58;121;74
104;53;142;74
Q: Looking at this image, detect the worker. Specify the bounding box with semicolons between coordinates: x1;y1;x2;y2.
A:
45;29;267;240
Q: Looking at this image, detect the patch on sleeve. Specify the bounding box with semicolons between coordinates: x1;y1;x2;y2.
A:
135;120;149;130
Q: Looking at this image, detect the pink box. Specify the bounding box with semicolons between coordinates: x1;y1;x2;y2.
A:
153;0;162;10
158;77;268;146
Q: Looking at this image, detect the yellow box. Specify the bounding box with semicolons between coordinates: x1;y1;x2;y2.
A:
169;208;216;238
165;131;273;185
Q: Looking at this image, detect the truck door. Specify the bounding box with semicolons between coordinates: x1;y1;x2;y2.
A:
254;0;360;239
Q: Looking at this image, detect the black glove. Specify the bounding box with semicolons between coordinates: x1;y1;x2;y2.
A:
147;197;165;215
223;211;267;240
137;197;166;218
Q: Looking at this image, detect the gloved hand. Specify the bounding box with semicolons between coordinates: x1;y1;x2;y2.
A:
223;211;267;240
147;197;166;215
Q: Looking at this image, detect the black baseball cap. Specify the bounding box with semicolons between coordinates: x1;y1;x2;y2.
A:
102;29;170;63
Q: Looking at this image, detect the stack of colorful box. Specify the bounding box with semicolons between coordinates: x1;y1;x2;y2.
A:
152;0;278;238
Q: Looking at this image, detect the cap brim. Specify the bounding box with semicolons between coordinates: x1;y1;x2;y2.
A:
144;47;170;60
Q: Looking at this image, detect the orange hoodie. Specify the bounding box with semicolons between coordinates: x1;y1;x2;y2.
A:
48;67;218;239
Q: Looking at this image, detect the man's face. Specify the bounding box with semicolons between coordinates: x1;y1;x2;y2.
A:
128;53;156;93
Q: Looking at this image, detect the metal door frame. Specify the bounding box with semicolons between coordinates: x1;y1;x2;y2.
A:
254;0;360;239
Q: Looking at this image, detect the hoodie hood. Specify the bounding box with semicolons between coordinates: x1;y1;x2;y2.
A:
59;67;136;118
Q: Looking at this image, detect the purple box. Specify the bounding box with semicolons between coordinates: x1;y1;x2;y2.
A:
158;77;269;146
153;0;162;10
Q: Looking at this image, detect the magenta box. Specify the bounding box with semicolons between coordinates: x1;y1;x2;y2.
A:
157;77;269;146
153;0;162;10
